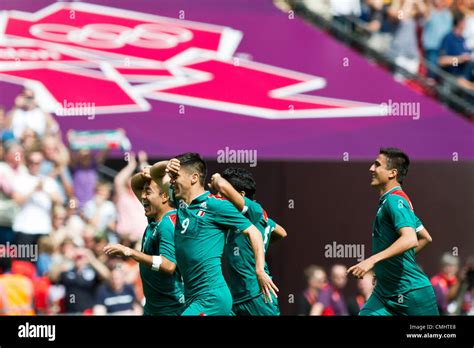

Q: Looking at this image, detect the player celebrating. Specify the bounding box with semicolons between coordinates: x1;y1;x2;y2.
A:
151;153;278;316
208;167;287;315
104;168;184;316
347;148;438;316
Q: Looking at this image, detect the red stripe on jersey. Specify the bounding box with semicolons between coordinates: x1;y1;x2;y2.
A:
390;190;414;210
168;213;177;227
208;193;226;200
262;209;268;222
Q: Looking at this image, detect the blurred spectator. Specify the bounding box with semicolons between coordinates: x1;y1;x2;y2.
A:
59;247;110;314
422;0;453;77
50;204;69;248
361;0;394;52
0;141;26;244
82;181;117;241
347;271;375;315
19;128;41;154
114;151;147;242
430;252;460;314
71;148;108;209
330;0;362;35
93;263;141;315
386;0;427;75
439;12;473;77
48;238;75;284
301;0;332;20
8;88;58;140
458;59;474;92
461;0;474;50
40;135;73;203
11;150;62;248
36;236;55;277
0;106;13;141
453;255;474;315
0;256;35;315
328;264;349;315
297;265;333;315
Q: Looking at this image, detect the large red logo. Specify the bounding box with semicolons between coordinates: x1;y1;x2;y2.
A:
0;3;382;118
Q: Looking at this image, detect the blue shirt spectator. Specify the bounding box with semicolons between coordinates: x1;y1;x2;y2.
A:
439;12;473;77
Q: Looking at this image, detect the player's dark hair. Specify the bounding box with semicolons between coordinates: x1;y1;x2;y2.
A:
221;167;257;200
379;147;410;184
453;11;465;28
174;152;207;186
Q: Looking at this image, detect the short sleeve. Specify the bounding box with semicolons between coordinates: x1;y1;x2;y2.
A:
158;216;177;264
242;196;263;225
386;195;417;232
414;215;424;233
216;200;253;233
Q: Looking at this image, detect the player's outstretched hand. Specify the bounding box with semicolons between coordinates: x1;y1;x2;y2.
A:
347;258;375;279
103;244;130;257
257;270;279;303
166;158;180;178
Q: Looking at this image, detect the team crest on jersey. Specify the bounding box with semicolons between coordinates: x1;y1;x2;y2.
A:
0;3;384;119
197;210;206;217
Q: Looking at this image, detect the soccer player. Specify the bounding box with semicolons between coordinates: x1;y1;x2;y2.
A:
151;153;278;316
208;168;286;315
103;167;185;316
347;147;439;316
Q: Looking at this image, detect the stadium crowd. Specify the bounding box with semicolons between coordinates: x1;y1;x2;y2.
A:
0;88;472;315
280;0;474;91
298;254;474;316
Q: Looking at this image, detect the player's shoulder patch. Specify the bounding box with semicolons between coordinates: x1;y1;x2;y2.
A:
168;213;177;227
262;208;269;222
389;190;414;211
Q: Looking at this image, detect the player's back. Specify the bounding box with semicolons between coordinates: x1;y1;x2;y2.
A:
174;192;252;300
224;197;274;304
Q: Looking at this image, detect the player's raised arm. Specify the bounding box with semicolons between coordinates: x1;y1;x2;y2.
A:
348;227;419;279
242;225;279;303
270;223;287;243
103;244;176;275
415;227;433;254
208;173;245;211
150;160;170;183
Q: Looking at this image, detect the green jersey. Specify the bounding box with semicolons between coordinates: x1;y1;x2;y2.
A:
225;197;275;304
174;191;253;301
372;186;431;297
140;210;184;315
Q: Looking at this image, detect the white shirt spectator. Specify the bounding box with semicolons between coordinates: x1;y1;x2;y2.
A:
330;0;361;17
83;199;117;233
0;161;28;180
12;173;60;235
11;107;48;139
464;15;474;50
